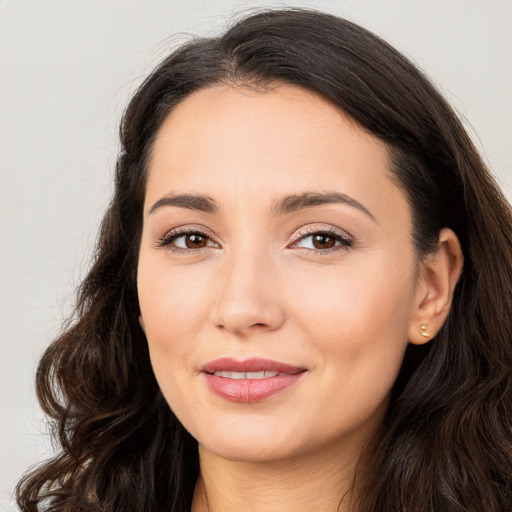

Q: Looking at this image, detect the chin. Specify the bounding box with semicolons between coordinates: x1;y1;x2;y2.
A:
190;416;308;463
199;436;299;463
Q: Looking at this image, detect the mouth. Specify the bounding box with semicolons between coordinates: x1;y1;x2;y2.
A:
210;370;281;379
202;358;307;403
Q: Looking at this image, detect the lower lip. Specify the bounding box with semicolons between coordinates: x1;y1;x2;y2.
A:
204;373;305;403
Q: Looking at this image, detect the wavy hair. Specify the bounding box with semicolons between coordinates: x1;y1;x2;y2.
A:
17;8;512;512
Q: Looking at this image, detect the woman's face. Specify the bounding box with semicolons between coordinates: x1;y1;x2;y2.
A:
138;85;425;462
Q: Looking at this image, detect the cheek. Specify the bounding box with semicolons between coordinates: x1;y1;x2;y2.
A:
137;262;213;380
285;262;415;434
290;257;416;378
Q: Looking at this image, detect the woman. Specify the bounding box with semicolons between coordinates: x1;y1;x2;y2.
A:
16;8;512;512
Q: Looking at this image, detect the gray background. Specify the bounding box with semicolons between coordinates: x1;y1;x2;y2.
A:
1;0;511;508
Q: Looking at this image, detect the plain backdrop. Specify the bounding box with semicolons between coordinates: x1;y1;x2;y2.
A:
1;0;511;508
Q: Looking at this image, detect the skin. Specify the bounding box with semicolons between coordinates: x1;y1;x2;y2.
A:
137;85;463;511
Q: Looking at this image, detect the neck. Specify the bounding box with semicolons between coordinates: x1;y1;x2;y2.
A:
191;441;363;512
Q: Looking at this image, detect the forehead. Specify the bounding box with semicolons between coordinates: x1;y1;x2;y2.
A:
145;85;408;224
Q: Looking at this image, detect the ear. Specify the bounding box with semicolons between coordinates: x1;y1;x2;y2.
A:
139;314;146;334
408;228;463;345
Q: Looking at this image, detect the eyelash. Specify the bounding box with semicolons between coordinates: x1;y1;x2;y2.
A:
290;227;353;253
156;227;353;255
156;228;218;255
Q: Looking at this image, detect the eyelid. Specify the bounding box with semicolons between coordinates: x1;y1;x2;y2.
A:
288;225;353;251
156;225;220;251
155;224;353;253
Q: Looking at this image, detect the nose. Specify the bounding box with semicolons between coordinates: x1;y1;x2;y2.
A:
211;248;286;336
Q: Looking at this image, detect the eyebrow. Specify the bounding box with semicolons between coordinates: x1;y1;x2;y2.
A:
271;191;375;220
148;190;375;221
148;193;218;215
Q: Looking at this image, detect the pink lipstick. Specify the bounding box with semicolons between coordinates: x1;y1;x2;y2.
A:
202;358;306;403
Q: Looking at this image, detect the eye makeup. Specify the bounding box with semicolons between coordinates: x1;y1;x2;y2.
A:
156;224;353;256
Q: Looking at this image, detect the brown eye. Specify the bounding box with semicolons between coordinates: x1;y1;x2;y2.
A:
312;234;336;250
292;230;352;252
185;234;208;248
157;230;218;251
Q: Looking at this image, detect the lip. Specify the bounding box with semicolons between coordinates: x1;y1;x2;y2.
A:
202;357;307;403
202;357;305;374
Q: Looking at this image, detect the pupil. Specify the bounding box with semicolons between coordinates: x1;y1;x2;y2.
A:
186;234;206;248
313;234;335;249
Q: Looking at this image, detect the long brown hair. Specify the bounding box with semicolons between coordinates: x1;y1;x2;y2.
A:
17;9;512;511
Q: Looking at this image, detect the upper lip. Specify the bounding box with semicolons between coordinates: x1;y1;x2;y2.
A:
202;357;306;374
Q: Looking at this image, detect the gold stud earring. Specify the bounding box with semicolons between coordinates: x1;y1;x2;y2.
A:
420;324;430;338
